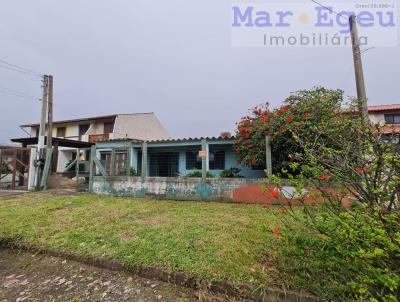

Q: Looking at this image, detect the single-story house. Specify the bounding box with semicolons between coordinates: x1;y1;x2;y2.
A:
94;136;265;179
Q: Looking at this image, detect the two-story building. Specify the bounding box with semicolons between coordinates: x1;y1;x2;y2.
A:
12;113;170;173
368;104;400;135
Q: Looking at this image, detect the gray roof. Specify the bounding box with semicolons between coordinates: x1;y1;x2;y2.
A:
113;113;170;141
97;135;234;144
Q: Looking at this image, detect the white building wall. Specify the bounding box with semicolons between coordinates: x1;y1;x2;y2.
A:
57;149;74;172
369;113;386;125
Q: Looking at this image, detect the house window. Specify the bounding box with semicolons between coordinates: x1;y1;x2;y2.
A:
56;127;66;138
115;151;128;176
104;122;114;134
186;152;202;170
79;124;90;138
100;151;112;174
209;151;225;170
385;114;400;124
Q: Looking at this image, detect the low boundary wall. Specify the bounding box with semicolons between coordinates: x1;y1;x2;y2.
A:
92;176;283;203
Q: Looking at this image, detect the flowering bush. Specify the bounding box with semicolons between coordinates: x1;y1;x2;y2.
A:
234;87;345;174
264;94;400;300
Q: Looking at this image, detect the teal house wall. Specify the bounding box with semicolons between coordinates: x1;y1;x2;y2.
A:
95;137;265;179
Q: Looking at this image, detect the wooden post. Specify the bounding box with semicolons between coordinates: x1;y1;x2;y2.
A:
265;136;272;176
75;148;80;192
141;141;148;178
89;145;96;192
201;139;207;182
349;16;369;124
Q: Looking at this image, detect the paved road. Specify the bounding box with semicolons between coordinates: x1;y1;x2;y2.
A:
0;248;233;302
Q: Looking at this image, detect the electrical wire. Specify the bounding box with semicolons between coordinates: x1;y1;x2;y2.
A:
0;88;38;101
0;59;42;76
310;0;353;22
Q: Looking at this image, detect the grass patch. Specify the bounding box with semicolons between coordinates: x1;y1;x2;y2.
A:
1;192;356;299
0;192;290;290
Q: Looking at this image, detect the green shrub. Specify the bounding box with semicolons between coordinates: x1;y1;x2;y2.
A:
185;170;214;178
220;167;243;178
263;91;400;301
279;207;400;301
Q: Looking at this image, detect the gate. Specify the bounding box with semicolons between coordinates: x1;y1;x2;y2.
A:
0;148;31;190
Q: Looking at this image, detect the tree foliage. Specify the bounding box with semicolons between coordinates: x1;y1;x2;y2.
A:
234;87;345;174
261;88;400;301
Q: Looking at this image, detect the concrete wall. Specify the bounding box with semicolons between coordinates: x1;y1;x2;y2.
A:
92;176;260;202
91;176;352;205
91;176;299;204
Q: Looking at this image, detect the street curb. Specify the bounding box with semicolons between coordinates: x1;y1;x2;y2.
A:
0;239;322;302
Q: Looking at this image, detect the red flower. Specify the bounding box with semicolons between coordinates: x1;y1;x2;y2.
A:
356;166;369;175
262;204;269;209
286;116;294;123
251;159;256;165
279;207;287;214
319;175;330;181
272;227;281;237
270;187;280;198
303;112;308;119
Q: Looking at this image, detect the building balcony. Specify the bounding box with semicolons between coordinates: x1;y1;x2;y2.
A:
89;134;109;143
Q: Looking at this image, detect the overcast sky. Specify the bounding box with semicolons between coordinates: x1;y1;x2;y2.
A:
0;0;399;144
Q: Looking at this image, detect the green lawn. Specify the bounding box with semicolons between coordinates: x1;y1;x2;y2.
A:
0;192;310;296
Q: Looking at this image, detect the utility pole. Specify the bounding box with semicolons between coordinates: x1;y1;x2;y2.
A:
349;15;369;124
47;75;53;148
36;75;48;188
38;75;48;156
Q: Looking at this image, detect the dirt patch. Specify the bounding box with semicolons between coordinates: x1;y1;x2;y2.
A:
120;229;138;242
0;247;237;302
48;189;82;196
0;190;27;197
135;215;176;227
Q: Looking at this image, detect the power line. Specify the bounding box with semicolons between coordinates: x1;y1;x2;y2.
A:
310;0;352;22
0;85;36;98
0;88;38;101
0;59;42;76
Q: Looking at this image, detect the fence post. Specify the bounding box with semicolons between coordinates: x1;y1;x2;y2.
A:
265;136;272;176
201;139;207;182
110;149;116;176
89;145;96;192
75;148;80;192
127;142;132;176
141;141;148;178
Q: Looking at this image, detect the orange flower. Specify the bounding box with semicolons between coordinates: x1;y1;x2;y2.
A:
279;207;287;214
262;204;269;209
272;227;281;237
319;175;330;181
